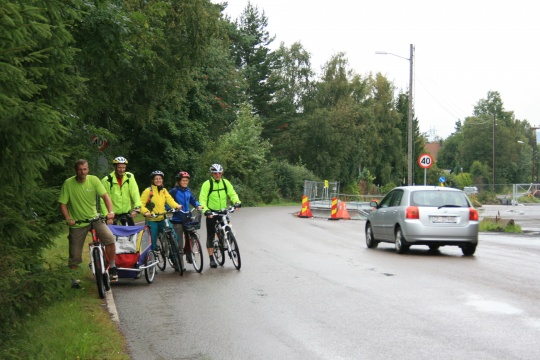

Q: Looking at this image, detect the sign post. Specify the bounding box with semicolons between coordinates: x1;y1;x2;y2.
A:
417;154;434;185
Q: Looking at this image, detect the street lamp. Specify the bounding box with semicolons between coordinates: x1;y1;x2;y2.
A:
376;44;414;185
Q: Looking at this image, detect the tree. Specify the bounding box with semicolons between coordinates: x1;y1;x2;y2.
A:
460;91;529;185
437;132;463;172
230;2;275;117
0;0;83;335
265;41;315;158
199;103;272;203
361;73;405;186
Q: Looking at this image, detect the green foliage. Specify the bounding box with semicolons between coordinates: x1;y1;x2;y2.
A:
470;161;490;186
0;0;83;335
518;195;540;203
357;168;376;195
199;103;271;204
271;160;318;201
479;219;522;233
380;182;398;194
0;235;127;359
454;172;474;189
439;91;532;185
477;190;498;204
231;2;275;117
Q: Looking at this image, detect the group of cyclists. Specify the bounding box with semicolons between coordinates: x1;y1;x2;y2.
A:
59;157;241;284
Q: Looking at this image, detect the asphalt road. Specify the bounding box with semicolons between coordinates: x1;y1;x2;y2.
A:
110;206;540;360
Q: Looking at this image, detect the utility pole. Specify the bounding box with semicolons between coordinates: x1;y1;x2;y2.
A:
375;44;415;185
492;113;496;191
531;126;540;183
407;44;414;186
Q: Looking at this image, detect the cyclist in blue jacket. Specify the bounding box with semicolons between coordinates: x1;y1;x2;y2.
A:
169;171;202;264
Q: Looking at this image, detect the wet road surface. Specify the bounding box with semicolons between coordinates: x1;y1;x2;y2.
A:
111;206;540;360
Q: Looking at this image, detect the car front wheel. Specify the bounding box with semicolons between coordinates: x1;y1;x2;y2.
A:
365;223;379;249
395;227;409;254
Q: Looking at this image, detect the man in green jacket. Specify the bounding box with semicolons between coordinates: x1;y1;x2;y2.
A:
199;163;241;268
101;156;142;225
59;159;118;282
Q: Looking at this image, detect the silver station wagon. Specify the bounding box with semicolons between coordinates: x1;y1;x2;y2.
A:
365;186;479;255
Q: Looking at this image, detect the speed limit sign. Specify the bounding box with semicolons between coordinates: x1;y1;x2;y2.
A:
418;154;434;169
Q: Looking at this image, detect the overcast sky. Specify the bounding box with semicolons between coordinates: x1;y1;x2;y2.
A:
216;0;540;140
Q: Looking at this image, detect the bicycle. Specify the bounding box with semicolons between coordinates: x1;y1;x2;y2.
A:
151;209;184;276
177;209;204;273
209;206;241;270
75;216;111;299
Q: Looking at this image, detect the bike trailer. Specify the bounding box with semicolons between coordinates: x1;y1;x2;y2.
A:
109;225;152;278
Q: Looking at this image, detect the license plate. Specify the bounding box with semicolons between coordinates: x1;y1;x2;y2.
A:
431;216;457;223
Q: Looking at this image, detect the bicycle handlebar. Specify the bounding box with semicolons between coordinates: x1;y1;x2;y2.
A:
74;216;102;225
206;206;236;216
149;208;180;218
115;209;140;217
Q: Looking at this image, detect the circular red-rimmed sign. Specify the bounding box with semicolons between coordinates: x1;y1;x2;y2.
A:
90;135;107;151
418;153;434;169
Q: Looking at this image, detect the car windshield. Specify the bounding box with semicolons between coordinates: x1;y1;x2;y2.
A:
410;190;469;207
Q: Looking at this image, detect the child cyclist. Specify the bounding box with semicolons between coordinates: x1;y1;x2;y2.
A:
140;170;182;250
169;171;203;265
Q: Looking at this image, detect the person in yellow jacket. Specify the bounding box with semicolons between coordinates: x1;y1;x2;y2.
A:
140;170;182;250
199;163;241;268
100;156;142;225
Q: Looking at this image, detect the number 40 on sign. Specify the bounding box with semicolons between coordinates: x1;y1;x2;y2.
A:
418;154;433;169
418;154;433;185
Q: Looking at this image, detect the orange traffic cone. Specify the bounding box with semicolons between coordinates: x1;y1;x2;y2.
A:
298;195;313;218
328;198;339;220
336;201;351;220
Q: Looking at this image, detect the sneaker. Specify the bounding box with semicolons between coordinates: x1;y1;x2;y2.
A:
209;256;217;268
109;266;119;282
71;279;82;289
186;253;193;264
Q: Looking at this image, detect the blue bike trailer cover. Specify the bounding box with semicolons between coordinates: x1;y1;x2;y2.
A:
108;225;146;237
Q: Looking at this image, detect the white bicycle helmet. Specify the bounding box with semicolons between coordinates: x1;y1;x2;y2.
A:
112;156;128;164
150;170;164;179
209;163;223;173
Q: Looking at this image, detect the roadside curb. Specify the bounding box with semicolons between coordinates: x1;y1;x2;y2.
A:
106;289;120;323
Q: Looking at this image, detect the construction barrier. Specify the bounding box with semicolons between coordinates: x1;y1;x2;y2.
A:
298;195;313;218
328;198;339;220
336;201;351;220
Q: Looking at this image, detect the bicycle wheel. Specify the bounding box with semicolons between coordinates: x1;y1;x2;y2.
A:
145;250;156;283
103;267;111;291
188;232;203;273
167;233;184;277
227;230;241;270
214;236;225;266
156;234;167;271
92;247;106;299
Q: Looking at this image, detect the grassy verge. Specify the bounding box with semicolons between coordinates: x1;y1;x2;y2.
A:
479;219;523;233
2;230;129;360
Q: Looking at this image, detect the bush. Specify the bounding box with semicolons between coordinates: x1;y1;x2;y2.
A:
477;190;498;204
271;160;318;202
0;187;71;344
479;219;522;233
